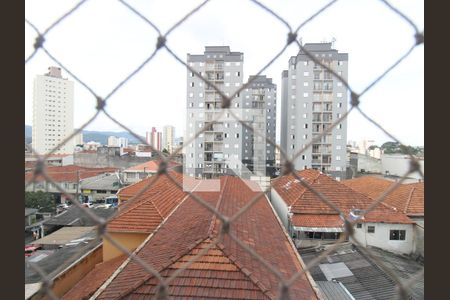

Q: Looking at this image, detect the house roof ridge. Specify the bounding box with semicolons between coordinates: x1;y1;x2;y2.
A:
404;186;416;214
207;176;229;236
291;170;322;207
95;189;195;299
118;237;211;300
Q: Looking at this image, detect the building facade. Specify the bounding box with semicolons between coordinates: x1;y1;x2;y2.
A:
32;66;75;154
281;43;348;180
185;46;245;179
162;125;175;153
146;127;162;152
241;75;277;176
107;136;128;148
185;46;276;179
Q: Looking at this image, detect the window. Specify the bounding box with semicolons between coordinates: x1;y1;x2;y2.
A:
337;102;342;108
304;82;309;87
356;223;362;228
190;82;194;87
303;92;308;97
390;230;406;240
367;226;375;233
303;71;309;76
336;135;342;140
236;71;240;77
337;92;343;98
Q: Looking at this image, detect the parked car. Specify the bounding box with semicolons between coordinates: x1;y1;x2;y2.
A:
82;202;93;208
25;245;42;257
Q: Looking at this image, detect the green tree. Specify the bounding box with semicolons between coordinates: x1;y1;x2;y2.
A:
25;191;56;213
162;148;169;154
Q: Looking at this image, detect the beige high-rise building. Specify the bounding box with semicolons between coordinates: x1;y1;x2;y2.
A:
162;125;175;153
32;66;74;154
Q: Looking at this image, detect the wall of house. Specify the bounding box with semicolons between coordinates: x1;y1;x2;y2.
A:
351;222;414;254
411;217;424;258
103;232;148;262
39;244;103;300
269;189;290;229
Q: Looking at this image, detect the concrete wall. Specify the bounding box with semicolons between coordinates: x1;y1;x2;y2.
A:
351;222;414;255
103;232;148;262
357;153;382;173
74;152;150;168
269;189;290;229
381;154;425;179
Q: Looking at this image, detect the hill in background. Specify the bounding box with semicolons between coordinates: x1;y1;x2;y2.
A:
25;125;143;145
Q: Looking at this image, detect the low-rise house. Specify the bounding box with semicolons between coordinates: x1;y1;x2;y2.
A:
102;172;187;261
343;176;424;258
25;154;74;167
25;208;38;227
80;172;123;203
25;227;102;300
25;165;117;203
43;205;116;235
271;169;415;255
65;176;321;299
122;159;180;184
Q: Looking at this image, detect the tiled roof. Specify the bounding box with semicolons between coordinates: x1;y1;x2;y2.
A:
124;160;179;172
342;176;424;216
25;165;117;183
272;170;413;225
95;176;319;299
107;172;187;233
117;177;154;200
61;255;127;300
292;214;344;228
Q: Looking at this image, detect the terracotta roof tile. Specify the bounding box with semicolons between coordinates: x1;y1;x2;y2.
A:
96;176;319;300
24;165;117;183
61;255;127;300
272;170;413;225
292;214;344;228
343;176;424;216
108;172;187;233
124;160;180;172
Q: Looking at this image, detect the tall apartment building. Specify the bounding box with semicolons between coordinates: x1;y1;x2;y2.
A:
281;42;348;180
241;75;277;176
32;66;74;154
162;125;175;153
185;46;244;179
185;46;276;179
146;127;162;151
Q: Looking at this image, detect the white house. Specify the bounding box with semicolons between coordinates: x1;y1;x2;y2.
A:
343;175;424;259
270;169;416;255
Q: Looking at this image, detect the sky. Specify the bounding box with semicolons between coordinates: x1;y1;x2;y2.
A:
25;0;424;147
